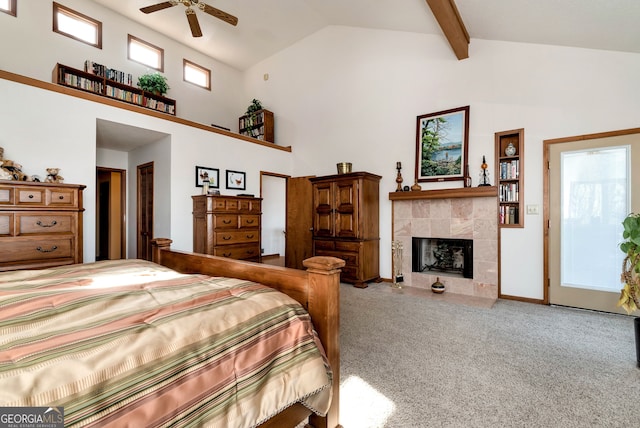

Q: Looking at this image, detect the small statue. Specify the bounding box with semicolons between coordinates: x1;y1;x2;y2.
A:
45;168;64;183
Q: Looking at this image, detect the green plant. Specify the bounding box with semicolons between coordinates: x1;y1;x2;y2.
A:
618;213;640;314
137;72;169;95
245;99;263;115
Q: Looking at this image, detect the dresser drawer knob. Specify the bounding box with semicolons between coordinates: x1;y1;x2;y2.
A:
246;250;255;255
246;234;254;239
36;220;58;228
36;245;58;253
222;236;232;240
59;196;65;200
246;219;255;224
223;219;232;224
223;252;232;257
28;194;34;199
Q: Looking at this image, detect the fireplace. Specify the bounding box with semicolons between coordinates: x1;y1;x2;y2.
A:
390;188;498;299
412;237;473;278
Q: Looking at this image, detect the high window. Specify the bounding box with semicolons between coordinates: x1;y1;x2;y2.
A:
53;2;102;48
183;59;211;90
0;0;16;16
128;35;164;72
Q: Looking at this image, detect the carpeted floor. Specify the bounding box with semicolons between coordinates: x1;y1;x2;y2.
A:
339;282;640;428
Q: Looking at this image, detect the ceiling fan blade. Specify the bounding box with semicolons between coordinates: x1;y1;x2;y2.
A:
186;8;203;37
140;2;175;14
202;3;238;26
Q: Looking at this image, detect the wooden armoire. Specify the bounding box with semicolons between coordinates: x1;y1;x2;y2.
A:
310;171;381;287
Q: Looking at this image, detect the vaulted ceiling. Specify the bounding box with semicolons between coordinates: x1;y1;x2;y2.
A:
92;0;640;70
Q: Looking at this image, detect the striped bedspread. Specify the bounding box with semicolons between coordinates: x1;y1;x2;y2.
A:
0;259;332;427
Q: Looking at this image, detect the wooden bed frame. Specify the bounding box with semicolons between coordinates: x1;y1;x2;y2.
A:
151;239;344;428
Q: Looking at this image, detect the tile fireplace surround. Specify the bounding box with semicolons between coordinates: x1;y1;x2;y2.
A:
390;187;498;300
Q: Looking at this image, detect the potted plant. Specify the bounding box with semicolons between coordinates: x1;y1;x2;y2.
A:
618;212;640;367
245;98;263;115
245;99;263;127
137;72;169;96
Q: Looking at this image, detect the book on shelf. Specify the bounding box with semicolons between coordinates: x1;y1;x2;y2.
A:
499;206;519;225
84;60;133;86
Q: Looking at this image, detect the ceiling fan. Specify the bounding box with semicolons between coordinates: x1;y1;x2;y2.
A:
140;1;238;38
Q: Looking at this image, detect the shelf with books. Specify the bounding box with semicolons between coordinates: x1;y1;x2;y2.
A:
238;109;274;143
495;128;524;228
52;63;176;116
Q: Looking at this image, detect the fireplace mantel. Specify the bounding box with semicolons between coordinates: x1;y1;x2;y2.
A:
388;186;497;201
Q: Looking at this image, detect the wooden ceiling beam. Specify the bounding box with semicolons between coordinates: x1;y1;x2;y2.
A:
425;0;470;60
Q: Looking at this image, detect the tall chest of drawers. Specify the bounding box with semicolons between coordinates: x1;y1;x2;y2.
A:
0;181;85;271
192;194;262;261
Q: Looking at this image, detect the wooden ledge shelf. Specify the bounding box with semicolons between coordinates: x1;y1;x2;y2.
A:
0;69;291;153
388;186;497;201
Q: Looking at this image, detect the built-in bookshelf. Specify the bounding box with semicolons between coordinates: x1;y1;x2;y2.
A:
495;128;524;227
238;109;274;143
53;63;176;115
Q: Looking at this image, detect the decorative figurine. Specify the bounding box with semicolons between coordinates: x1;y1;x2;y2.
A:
395;161;404;191
478;156;491;186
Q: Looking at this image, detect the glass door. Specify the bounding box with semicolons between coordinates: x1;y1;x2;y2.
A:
548;133;640;313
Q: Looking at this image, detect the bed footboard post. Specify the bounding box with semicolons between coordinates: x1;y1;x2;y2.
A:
303;256;345;428
151;238;173;264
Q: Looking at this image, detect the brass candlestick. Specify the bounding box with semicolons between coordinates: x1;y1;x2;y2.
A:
395;161;403;192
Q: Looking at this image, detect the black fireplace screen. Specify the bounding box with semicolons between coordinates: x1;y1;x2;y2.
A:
412;237;473;278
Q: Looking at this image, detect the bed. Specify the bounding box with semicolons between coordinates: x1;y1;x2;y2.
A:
0;238;344;428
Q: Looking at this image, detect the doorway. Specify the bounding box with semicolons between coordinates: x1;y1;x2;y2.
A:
260;172;314;270
261;172;287;266
545;129;640;314
137;162;154;261
96;168;126;260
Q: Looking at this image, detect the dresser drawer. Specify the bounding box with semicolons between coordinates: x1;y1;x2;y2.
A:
213;243;260;260
16;188;46;205
214;214;238;229
17;214;73;235
335;241;361;252
0;237;73;264
0;186;13;204
239;215;260;228
0;213;13;236
215;230;259;245
48;188;76;207
314;240;335;251
315;249;358;267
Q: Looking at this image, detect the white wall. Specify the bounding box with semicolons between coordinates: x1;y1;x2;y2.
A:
0;77;294;261
243;25;640;300
0;0;244;129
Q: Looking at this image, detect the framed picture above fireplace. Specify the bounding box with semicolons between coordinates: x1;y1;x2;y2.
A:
415;105;469;183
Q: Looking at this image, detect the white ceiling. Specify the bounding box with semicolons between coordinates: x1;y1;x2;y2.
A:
92;0;640;71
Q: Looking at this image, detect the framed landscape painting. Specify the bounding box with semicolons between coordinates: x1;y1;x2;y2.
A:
415;105;469;182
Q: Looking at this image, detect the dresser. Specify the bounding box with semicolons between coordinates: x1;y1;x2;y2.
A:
310;172;381;287
192;194;262;261
0;181;85;271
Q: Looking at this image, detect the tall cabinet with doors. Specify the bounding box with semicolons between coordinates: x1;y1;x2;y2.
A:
310;171;381;287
